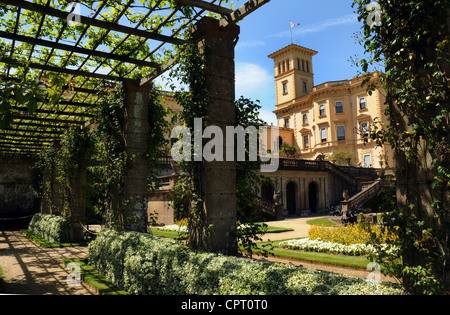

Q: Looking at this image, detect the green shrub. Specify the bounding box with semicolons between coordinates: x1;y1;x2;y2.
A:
28;213;71;244
88;229;404;295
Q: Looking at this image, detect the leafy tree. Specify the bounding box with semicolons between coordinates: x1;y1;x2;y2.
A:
353;0;450;294
326;150;358;167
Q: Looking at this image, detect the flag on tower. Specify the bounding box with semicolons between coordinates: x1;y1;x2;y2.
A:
289;21;300;44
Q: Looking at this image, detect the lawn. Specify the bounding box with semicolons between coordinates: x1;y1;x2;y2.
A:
306;218;336;227
21;229;85;248
149;223;293;240
245;239;371;269
63;258;128;295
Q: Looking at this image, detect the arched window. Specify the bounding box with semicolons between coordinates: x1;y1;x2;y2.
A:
286;59;290;71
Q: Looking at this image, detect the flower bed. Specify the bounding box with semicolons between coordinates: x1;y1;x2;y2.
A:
88;229;404;295
28;213;71;244
308;224;397;245
279;238;399;256
157;224;188;233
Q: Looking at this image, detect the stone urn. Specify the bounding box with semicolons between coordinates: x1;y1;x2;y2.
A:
343;190;349;201
273;191;281;205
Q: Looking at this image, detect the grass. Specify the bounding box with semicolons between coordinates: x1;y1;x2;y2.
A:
149;224;294;240
21;229;86;248
243;239;372;270
306;218;336;227
148;228;187;239
63;258;128;295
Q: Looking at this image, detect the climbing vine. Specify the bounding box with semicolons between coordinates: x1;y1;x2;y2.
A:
170;34;210;250
353;0;450;294
169;35;273;256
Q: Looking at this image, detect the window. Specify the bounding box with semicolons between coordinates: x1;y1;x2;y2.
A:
337;125;346;141
302;113;308;124
302;60;305;71
303;134;309;149
284;118;290;129
282;81;288;95
364;154;372;167
361;122;369;138
306;61;310;72
320;127;327;143
282;61;286;73
278;63;281;75
297;59;301;70
286;59;290;71
302;82;307;92
335;101;344;113
359;97;366;109
319;104;325;116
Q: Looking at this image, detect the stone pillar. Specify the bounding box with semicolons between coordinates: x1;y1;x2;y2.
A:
68;167;86;242
191;17;240;254
122;79;150;232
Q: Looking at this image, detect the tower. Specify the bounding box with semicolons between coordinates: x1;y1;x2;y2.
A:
268;44;318;106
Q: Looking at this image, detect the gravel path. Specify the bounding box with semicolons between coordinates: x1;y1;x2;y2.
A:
0;230;95;295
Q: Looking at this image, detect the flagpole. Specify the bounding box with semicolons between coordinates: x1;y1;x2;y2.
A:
290;21;293;44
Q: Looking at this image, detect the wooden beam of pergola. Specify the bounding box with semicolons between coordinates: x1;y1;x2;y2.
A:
220;0;271;27
0;57;124;82
174;0;233;15
0;149;41;156
12;115;84;125
0;135;54;143
12;107;94;118
0;142;49;149
0;0;185;46
11;121;72;129
0;31;161;70
2;128;64;136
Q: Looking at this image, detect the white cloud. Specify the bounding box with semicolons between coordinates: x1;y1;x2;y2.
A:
235;63;272;97
259;108;277;125
236;40;266;49
270;13;358;38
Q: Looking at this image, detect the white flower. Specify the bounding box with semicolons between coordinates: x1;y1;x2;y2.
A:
279;238;399;256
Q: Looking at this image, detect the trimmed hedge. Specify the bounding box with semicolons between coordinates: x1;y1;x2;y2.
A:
28;213;71;244
88;229;404;295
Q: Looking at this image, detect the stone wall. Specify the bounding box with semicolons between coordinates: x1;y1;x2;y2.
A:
0;157;36;217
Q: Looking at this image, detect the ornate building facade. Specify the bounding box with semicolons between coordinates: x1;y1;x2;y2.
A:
269;44;393;169
149;44;390;224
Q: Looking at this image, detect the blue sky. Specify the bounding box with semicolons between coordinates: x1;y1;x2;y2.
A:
233;0;369;124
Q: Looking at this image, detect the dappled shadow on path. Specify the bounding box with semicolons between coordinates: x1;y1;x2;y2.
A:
0;230;94;295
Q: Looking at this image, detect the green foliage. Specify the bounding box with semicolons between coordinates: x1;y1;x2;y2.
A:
0;80;49;129
28;213;71;244
88;229;404;295
352;0;450;294
280;143;298;158
326;150;358;167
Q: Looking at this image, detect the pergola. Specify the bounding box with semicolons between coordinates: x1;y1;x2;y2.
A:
0;0;269;253
0;0;268;156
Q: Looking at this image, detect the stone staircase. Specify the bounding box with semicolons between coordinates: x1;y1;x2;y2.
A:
341;179;383;213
